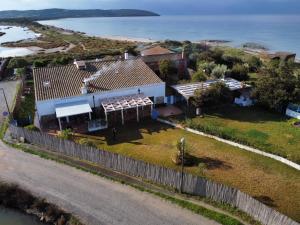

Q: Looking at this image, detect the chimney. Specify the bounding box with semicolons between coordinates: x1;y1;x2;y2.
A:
81;82;88;94
74;60;87;70
124;51;129;60
181;49;185;60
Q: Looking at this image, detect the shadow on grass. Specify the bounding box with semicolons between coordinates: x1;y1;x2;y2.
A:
203;105;287;124
97;120;175;146
186;155;232;170
254;195;277;207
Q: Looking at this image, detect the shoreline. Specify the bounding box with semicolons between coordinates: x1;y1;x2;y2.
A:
0;23;299;62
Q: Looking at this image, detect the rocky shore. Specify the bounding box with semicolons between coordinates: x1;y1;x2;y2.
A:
0;182;84;225
0;32;5;37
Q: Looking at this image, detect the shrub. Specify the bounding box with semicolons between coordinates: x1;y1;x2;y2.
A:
24;124;40;132
78;138;97;148
246;56;262;72
229;64;249;81
192;71;207;82
7;58;29;69
211;65;228;79
58;129;73;140
33;59;48;68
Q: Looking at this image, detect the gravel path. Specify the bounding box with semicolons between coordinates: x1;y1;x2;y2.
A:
0;141;219;225
0;80;20;122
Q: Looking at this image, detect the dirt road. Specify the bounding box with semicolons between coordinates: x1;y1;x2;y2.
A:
0;141;219;225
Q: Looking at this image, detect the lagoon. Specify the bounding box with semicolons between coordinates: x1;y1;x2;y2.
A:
0;207;44;225
40;15;300;56
0;26;38;57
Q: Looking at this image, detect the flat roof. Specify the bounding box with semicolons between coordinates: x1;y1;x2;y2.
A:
172;78;250;99
55;101;92;118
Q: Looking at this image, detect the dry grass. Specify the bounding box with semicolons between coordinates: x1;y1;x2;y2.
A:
74;120;300;221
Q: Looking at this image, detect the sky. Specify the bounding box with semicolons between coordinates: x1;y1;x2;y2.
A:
1;0;300;15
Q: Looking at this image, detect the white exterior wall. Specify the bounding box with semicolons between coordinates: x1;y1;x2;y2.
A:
36;83;165;117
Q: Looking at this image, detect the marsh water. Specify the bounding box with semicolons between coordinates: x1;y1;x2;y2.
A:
0;26;38;57
0;207;44;225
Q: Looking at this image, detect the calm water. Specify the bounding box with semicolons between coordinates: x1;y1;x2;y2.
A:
0;207;44;225
0;26;38;57
40;15;300;56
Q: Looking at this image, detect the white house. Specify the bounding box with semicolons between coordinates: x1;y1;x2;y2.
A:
33;58;166;131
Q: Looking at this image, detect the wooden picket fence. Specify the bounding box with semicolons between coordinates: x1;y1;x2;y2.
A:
9;125;299;225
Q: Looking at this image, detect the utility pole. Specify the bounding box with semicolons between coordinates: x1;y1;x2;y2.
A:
180;137;185;193
0;88;10;115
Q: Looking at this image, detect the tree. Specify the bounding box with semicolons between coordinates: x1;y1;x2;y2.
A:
246;56;262;72
51;56;71;66
33;59;48;68
191;82;232;112
197;61;216;76
7;58;28;69
253;61;300;112
159;59;172;80
15;68;26;78
229;64;249;81
192;70;207;82
222;54;242;67
211;64;228;79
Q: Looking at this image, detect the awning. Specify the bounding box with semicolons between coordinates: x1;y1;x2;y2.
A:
55;101;92;118
171;78;250;99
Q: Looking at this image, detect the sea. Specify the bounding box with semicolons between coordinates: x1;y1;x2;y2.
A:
39;15;300;57
0;15;299;58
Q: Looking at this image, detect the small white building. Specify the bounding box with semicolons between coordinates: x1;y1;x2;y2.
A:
286;103;300;119
33;58;166;131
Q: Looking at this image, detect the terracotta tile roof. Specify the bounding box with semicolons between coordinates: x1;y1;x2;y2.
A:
33;58;163;101
141;46;174;56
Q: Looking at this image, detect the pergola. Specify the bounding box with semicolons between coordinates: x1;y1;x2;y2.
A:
171;78;250;100
101;93;154;125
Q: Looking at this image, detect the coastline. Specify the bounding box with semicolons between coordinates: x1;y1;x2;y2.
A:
1;22;299;62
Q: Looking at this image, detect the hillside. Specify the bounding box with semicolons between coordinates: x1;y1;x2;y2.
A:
0;8;160;20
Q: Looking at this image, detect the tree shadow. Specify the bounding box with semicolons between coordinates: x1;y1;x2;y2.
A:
186;155;232;170
254;195;277;207
97;120;175;145
203;105;287;124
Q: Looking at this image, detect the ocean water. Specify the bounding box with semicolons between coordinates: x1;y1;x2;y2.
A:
0;26;38;57
40;15;300;56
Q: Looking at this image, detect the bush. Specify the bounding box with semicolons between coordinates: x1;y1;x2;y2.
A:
24;124;40;132
211;65;228;79
246;56;262;72
33;59;48;68
78;138;97;148
192;71;207;82
7;58;29;69
58;129;73;140
229;64;249;81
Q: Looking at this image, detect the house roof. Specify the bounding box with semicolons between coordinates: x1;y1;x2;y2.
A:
268;52;296;60
141;46;174;56
33;58;163;101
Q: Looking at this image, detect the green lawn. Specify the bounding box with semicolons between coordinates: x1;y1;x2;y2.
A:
74;120;300;221
180;105;300;164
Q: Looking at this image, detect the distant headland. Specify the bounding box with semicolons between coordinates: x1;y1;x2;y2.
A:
0;8;160;21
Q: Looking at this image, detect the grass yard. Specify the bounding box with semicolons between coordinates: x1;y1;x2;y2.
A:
74;120;300;221
180;105;300;164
